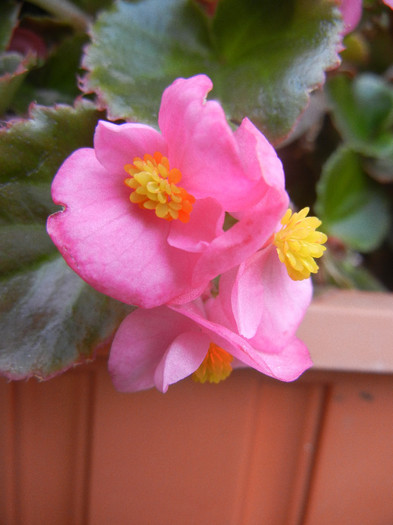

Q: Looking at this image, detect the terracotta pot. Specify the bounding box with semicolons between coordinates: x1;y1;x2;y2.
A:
1;289;393;524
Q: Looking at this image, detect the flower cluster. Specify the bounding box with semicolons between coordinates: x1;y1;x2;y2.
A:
47;75;327;393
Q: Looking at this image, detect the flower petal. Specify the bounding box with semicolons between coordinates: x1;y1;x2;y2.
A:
171;301;311;382
94;120;167;175
47;148;201;308
339;0;362;35
222;251;266;339
248;247;313;350
254;337;313;381
158;75;257;210
234;117;286;191
189;114;289;285
229;335;312;383
219;245;312;343
154;330;211;392
192;185;288;287
108;307;199;392
167;197;224;253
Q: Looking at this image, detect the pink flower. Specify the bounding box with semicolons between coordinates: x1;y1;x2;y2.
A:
108;256;313;393
47;75;288;308
338;0;392;37
108;200;327;392
210;238;314;344
339;0;362;35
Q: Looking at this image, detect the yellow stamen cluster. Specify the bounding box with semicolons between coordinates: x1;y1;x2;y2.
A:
192;343;233;384
273;207;327;281
124;152;195;223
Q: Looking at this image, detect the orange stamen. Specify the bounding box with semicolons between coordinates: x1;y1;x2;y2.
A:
124;152;195;223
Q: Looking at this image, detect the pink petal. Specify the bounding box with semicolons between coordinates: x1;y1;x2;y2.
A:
223;246;313;343
94;120;167;175
383;0;393;8
154;331;211;392
169;282;210;306
205;266;238;330
47;148;201;308
158;75;258;210
167;197;224;253
252;337;312;381
248;247;313;350
170;302;261;368
108;307;200;392
188;113;289;286
192;185;288;287
339;0;362;35
234;117;286;191
171;302;311;382
225;333;312;383
225;250;267;339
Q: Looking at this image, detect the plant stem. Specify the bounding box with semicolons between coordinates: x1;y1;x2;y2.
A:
28;0;91;32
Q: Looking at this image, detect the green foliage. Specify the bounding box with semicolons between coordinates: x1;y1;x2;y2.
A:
82;0;342;144
0;101;99;186
0;53;37;114
0;1;19;52
0;257;131;379
327;73;393;157
327;73;393;182
0;102;101;278
315;147;390;252
314;71;393;258
0;101;130;379
12;33;89;112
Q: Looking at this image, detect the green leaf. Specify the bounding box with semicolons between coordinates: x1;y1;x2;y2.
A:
0;52;37;114
0;101;131;380
0;100;103;280
34;33;87;97
327;73;393;157
82;0;342;144
0;1;19;52
315;147;391;252
364;155;393;183
0;100;101;185
11;33;89;112
0;257;131;380
0;102;101;279
0;224;57;275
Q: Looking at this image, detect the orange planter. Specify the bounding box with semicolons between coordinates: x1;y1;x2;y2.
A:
1;289;393;525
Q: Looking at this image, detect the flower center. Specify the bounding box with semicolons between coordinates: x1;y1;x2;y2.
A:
124;152;195;223
192;343;233;384
273;207;327;281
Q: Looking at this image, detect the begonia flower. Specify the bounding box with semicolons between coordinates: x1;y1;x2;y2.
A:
108;254;314;393
47;75;288;308
108;201;327;392
210;208;327;344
